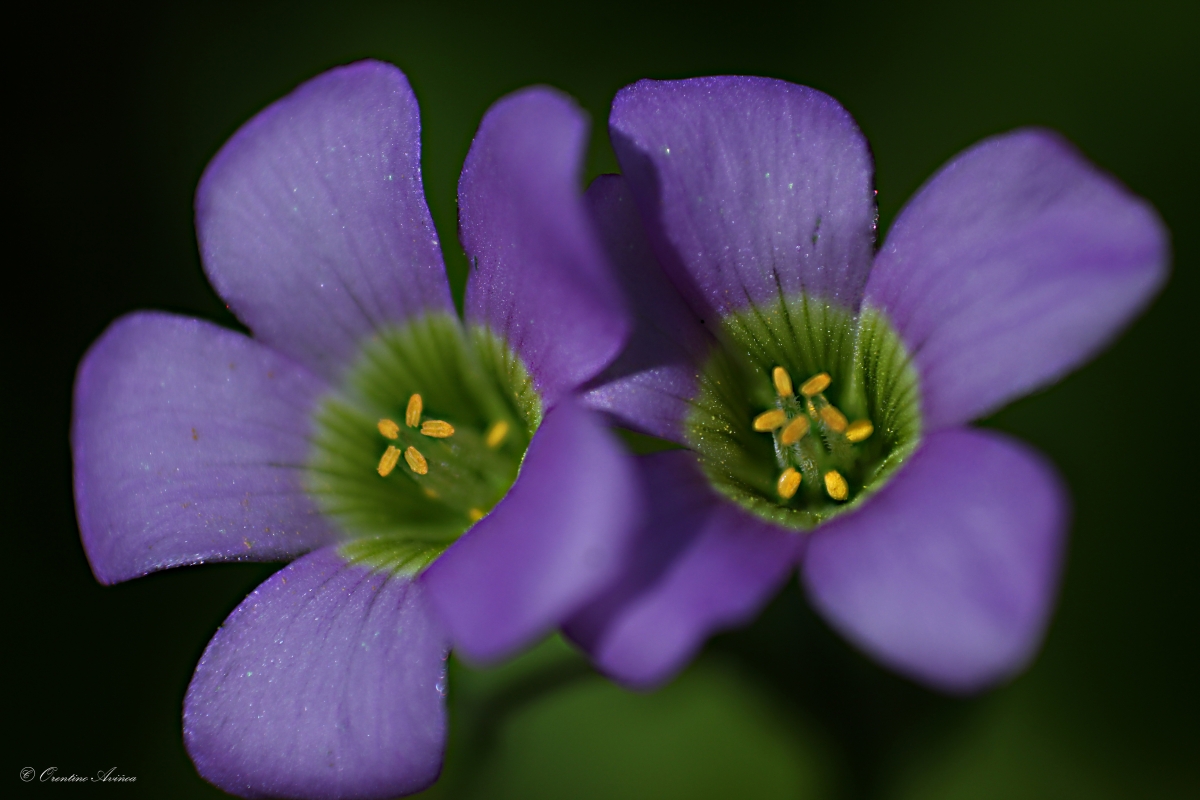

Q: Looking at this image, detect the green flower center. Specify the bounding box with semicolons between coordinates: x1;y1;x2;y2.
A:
306;313;541;573
685;295;921;530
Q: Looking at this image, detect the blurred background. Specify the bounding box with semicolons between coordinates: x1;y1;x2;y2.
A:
8;0;1197;797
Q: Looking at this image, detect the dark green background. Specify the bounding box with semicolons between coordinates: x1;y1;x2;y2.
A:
10;1;1197;797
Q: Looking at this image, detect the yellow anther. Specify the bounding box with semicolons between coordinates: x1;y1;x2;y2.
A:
377;445;401;477
752;409;788;432
423;486;439;499
824;470;849;501
377;418;400;439
777;468;802;500
404;446;428;475
800;372;832;397
468;508;485;522
846;419;874;443
405;394;423;428
780;415;810;445
486;420;510;448
772;366;794;397
819;405;848;433
420;420;455;438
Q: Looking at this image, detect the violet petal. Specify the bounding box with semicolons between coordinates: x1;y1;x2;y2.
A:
461;88;630;407
566;451;803;689
421;399;640;663
581;174;715;444
72;312;337;585
196;59;453;383
803;427;1068;693
185;546;449;799
865;128;1169;430
610;76;876;319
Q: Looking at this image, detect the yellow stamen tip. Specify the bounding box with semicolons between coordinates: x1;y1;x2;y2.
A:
846;419;874;443
777;467;802;500
752;409;788;432
772;366;793;398
377;445;401;477
420;420;455;438
486;420;510;448
819;405;848;433
800;372;832;397
404;445;429;475
824;470;849;501
405;394;423;428
423;486;439;499
780;415;810;445
377;418;400;439
468;508;485;522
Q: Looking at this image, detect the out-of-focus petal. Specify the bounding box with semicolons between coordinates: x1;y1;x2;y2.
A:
185;546;449;799
197;60;453;383
865;129;1168;429
72;312;337;585
581;175;714;443
803;428;1068;693
461;88;629;408
421;399;640;663
566;451;803;689
610;76;876;319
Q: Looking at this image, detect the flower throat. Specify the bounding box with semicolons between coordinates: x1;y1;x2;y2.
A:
685;295;921;530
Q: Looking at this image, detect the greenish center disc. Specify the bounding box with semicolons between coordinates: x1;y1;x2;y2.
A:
306;313;541;573
685;295;921;530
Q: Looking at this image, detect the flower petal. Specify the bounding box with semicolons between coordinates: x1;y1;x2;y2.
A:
802;428;1068;693
196;60;453;383
460;87;630;407
865;129;1169;429
565;451;803;689
581;174;714;443
610;76;877;319
72;312;338;585
184;546;449;799
421;399;640;663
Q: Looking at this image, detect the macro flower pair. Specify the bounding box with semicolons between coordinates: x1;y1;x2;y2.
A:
72;61;1166;798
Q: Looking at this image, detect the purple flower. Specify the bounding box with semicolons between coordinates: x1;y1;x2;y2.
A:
71;60;640;799
569;76;1168;694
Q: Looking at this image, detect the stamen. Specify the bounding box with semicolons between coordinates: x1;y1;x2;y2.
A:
404;446;429;475
377;445;401;477
468;508;485;522
800;372;832;397
824;470;849;501
377;418;400;439
753;409;788;432
779;415;810;445
486;420;509;448
405;394;423;428
818;405;848;433
777;467;802;499
420;420;455;438
846;420;874;443
772;366;793;398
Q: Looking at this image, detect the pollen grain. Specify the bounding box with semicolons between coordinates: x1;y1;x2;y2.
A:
377;445;401;477
404;446;429;475
777;468;802;500
819;405;848;433
772;366;794;398
486;420;510;448
824;470;849;501
753;409;788;432
405;394;423;428
800;372;832;397
377;418;400;439
420;420;455;438
780;415;810;445
846;420;874;443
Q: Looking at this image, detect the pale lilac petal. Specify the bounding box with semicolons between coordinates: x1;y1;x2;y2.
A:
581;175;714;443
197;60;453;383
72;313;338;585
566;451;803;689
803;428;1068;693
610;76;876;319
421;399;640;663
185;546;449;799
865;129;1168;429
460;88;630;406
